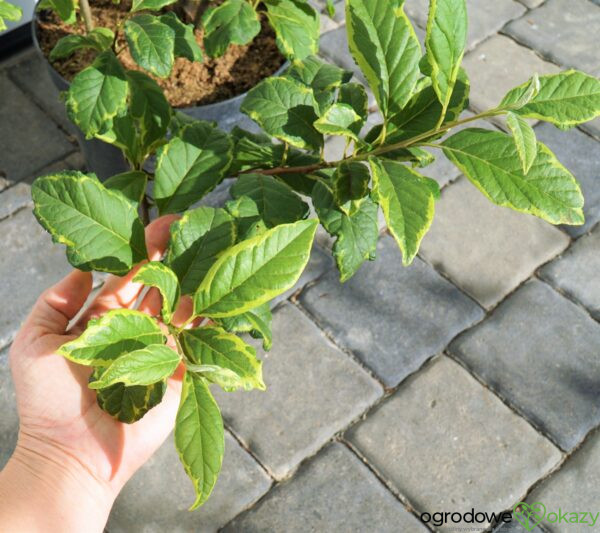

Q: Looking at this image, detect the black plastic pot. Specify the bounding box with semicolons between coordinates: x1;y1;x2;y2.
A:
32;15;288;180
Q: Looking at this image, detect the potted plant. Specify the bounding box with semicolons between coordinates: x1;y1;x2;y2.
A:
31;0;322;177
27;0;600;511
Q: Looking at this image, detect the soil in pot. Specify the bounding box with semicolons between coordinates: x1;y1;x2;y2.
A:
36;0;286;107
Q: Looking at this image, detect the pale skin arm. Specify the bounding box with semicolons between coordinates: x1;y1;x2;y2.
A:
0;215;194;533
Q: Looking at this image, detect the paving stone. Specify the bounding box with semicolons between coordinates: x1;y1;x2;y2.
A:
516;0;545;7
0;182;32;220
0;348;18;469
319;26;364;82
223;442;426;533
581;117;600;141
347;356;562;533
535;122;600;237
404;0;526;49
0;75;74;183
463;35;560;116
450;280;600;451
505;0;600;76
419;178;569;309
214;302;382;479
0;208;71;349
300;235;484;387
526;428;600;533
493;520;544;533
540;227;600;321
108;432;271;533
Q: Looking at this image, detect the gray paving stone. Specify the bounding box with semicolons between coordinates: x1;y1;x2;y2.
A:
0;208;71;349
108;431;271;533
0;182;32;220
0;348;18;469
347;356;561;533
516;0;544;7
300;235;484;387
463;35;560;116
419;177;570;309
535;122;600;237
494;520;544;533
581;117;600;141
405;0;526;49
540;227;600;321
319;26;364;82
505;0;600;76
526;428;600;533
223;442;426;533
450;280;600;451
0;75;74;183
214;303;382;479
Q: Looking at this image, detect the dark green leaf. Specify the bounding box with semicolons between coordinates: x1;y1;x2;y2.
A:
46;0;75;23
125;14;175;78
104;170;148;205
219;303;272;350
133;262;181;323
131;0;177;12
286;56;352;92
338;82;368;121
49;28;114;60
332;161;370;205
229;127;286;174
159;12;203;62
96;113;142;165
264;0;320;59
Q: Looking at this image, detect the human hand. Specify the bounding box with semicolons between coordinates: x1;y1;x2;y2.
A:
0;215;191;533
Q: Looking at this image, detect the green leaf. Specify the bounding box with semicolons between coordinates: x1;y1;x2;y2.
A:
370;158;437;265
346;0;421;117
182;326;265;391
166;206;236;295
202;0;261;58
127;70;171;155
32;172;147;274
155;121;233;214
175;373;224;510
89;344;180;389
96;113;142;165
506;112;537;174
0;0;22;31
225;196;268;240
46;0;75;23
313;182;378;281
131;0;176;12
58;309;165;366
501;70;600;128
230;173;309;227
49;28;114;60
159;12;203;62
264;0;320;59
125;14;175;78
424;0;468;115
65;51;128;138
194;219;318;318
332;162;370;205
104;170;148;205
314;103;363;140
286;56;353;92
133;262;181;323
219;303;272;351
241;77;323;151
442;128;585;225
338;82;368;121
325;0;335;18
229;127;286;174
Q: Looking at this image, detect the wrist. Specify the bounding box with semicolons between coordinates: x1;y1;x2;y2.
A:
0;432;116;533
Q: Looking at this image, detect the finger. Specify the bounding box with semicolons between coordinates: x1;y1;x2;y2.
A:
138;287;162;317
171;296;195;328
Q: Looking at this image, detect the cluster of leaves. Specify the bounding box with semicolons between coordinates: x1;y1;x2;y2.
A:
30;0;600;509
0;0;22;31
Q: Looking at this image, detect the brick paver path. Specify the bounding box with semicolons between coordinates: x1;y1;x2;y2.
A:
1;1;599;531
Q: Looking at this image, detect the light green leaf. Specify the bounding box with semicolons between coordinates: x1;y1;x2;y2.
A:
225;196;267;240
182;326;265;391
264;0;320;59
442;128;584;225
175;373;224;510
346;0;421;117
325;0;335;18
46;0;75;23
338;83;368;121
241;76;323;151
159;12;203;62
202;0;261;58
314;103;363;140
370;158;436;265
286;56;352;92
425;0;468;117
0;0;22;31
125;14;175;78
332;161;370;205
32;172;147;274
219;303;272;351
230;173;309;227
58;309;165;366
503;73;540;110
506;112;537;174
501;70;600;128
133;262;181;323
89;344;181;389
104;170;148;205
166;206;236;295
131;0;177;12
65;51;128;138
154;121;233;214
49;28;114;60
194;219;318;318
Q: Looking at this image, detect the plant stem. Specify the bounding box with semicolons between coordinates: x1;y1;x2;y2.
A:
79;0;94;33
140;195;151;226
193;0;211;28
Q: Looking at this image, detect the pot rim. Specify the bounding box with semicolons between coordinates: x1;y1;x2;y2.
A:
30;10;290;112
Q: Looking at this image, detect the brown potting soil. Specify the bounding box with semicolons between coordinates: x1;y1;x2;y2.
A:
36;0;286;107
